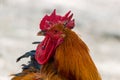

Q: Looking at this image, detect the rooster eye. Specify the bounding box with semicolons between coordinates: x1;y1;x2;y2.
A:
54;30;58;34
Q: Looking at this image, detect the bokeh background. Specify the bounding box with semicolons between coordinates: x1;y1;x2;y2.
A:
0;0;120;80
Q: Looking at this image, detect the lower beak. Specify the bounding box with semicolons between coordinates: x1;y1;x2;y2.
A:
37;31;46;36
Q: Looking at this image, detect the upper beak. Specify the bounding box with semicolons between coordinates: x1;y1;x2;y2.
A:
37;31;46;36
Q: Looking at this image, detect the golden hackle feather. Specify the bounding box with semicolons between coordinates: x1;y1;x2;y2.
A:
54;25;101;80
12;72;37;80
11;67;43;80
40;60;66;80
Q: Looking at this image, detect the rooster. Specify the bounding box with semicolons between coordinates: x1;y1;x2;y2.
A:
11;9;101;80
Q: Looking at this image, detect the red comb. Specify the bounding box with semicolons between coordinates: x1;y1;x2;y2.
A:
40;9;75;30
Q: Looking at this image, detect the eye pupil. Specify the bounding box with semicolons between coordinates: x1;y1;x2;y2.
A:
54;30;58;33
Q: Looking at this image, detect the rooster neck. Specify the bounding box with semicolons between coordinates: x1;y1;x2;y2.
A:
54;29;101;80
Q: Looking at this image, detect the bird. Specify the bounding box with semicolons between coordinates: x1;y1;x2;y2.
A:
11;9;101;80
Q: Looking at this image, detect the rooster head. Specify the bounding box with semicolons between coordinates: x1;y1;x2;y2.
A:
35;9;75;64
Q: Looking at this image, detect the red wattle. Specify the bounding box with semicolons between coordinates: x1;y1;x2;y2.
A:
35;36;55;64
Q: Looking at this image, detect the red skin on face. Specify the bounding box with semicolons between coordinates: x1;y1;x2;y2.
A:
35;10;74;65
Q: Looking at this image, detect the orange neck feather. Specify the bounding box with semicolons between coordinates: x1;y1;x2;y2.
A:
54;28;101;80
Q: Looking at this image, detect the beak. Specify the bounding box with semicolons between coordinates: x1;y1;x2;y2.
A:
37;31;46;36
